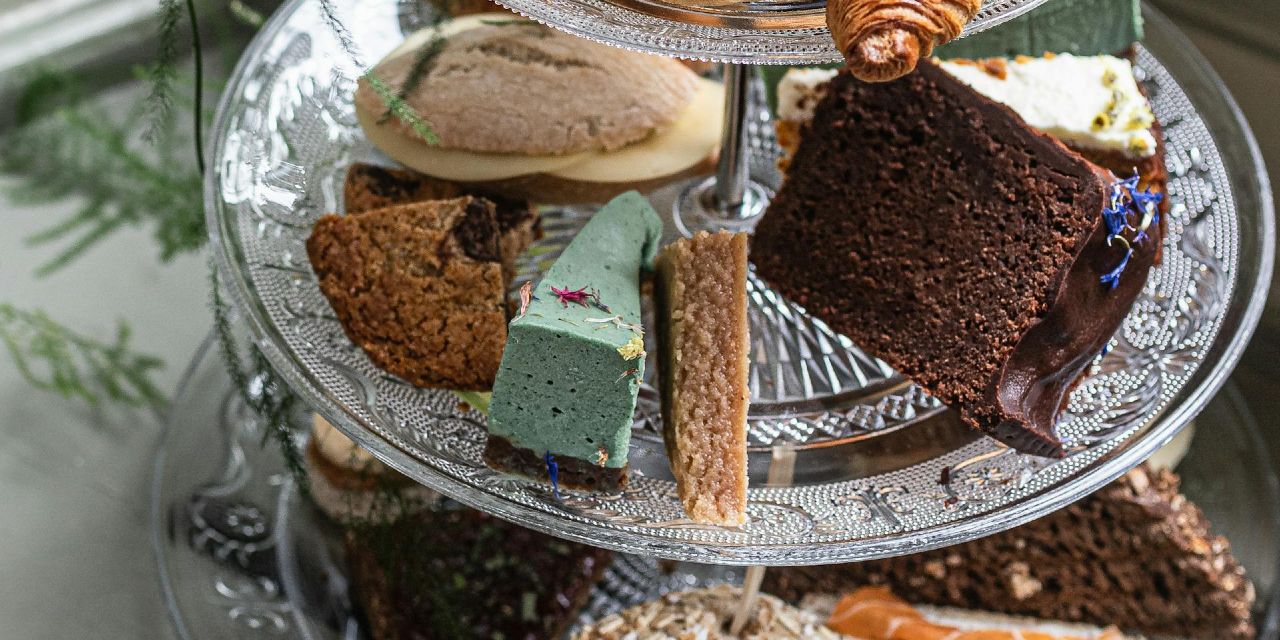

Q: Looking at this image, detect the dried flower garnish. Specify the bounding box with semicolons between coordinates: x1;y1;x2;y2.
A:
1100;171;1163;290
551;285;591;308
1100;247;1133;290
516;281;534;320
544;452;562;500
586;287;612;313
585;314;644;336
617;336;645;361
595;447;609;467
616;367;639;383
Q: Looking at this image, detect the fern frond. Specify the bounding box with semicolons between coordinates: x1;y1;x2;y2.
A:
144;0;183;144
2;72;205;276
0;304;164;407
211;265;309;492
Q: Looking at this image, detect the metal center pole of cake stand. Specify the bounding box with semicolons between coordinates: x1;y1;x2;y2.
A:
671;64;772;237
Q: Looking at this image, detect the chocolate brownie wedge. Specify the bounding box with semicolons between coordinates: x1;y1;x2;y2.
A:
347;508;611;640
306;197;507;390
752;61;1162;456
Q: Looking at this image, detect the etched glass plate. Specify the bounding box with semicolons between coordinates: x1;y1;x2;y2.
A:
152;337;1280;639
483;0;1052;63
206;1;1274;564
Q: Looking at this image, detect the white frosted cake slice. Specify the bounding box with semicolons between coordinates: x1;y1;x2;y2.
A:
776;54;1159;173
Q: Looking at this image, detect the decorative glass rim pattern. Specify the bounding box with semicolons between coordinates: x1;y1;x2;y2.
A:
484;0;1057;64
204;0;1274;565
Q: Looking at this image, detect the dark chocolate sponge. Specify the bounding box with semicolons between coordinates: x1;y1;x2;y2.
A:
751;60;1160;456
764;465;1255;639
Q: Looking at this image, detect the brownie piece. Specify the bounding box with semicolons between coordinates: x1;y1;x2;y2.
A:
763;465;1255;639
655;231;751;526
346;508;612;640
751;61;1161;456
306;197;508;389
344;162;542;279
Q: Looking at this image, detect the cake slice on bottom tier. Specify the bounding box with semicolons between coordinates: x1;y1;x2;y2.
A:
485;191;663;492
753;61;1162;456
346;508;611;639
655;231;751;525
764;465;1255;639
306;196;510;390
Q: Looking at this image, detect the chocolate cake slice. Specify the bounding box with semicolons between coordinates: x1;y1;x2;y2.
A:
752;61;1162;456
306;197;508;390
346;508;611;640
655;231;751;525
344;162;542;279
764;465;1256;639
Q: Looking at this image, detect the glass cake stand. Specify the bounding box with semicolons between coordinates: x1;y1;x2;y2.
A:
205;0;1275;564
152;335;1280;638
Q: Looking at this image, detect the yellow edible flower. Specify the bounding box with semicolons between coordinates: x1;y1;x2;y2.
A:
617;336;645;361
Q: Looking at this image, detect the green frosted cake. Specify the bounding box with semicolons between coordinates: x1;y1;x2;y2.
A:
936;0;1142;59
763;0;1141;113
484;191;662;493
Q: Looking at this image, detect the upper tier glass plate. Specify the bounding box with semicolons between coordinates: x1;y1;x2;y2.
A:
481;0;1051;63
206;0;1273;564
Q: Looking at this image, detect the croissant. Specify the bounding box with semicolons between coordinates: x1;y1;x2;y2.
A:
827;0;981;82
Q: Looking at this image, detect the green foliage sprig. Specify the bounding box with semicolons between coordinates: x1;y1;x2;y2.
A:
365;72;440;144
211;266;307;490
0;304;164;407
3;70;205;276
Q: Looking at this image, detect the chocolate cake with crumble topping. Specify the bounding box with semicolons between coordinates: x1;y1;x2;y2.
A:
751;60;1162;457
763;465;1255;639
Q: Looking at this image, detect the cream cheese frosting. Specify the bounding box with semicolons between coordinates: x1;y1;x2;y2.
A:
776;67;840;123
776;53;1157;159
940;54;1156;158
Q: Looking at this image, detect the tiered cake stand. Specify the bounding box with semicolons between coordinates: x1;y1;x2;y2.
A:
151;333;1280;638
206;0;1273;564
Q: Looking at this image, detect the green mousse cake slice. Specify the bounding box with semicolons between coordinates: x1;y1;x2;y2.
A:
484;191;662;493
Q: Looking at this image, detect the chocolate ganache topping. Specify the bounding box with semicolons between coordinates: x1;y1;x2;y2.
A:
990;170;1163;457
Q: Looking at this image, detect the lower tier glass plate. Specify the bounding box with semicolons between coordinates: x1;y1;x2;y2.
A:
152;334;1279;639
206;0;1273;564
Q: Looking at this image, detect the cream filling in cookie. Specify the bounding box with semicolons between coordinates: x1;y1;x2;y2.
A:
777;53;1158;159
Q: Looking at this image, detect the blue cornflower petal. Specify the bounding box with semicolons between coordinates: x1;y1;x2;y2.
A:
1100;248;1133;290
1101;206;1128;237
544;452;562;500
